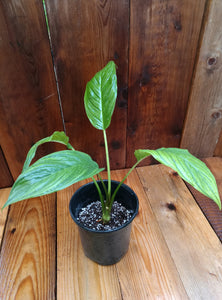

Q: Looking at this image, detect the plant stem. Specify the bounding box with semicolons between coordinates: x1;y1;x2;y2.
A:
98;173;108;200
107;158;143;213
103;130;111;202
92;176;111;223
91;177;105;212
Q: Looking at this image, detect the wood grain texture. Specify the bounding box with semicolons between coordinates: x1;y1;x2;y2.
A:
57;180;122;300
137;164;222;299
101;169;188;299
181;0;222;157
187;157;222;242
126;0;207;166
0;0;63;179
214;130;222;156
0;188;10;244
0;160;222;298
45;0;129;170
0;146;13;188
0;194;56;300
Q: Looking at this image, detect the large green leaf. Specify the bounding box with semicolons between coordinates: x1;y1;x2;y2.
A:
3;150;103;208
84;61;117;130
23;131;74;172
135;148;221;209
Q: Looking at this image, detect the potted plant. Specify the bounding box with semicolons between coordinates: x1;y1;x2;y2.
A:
3;61;221;265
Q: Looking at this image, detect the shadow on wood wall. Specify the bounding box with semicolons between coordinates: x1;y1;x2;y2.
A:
0;0;221;188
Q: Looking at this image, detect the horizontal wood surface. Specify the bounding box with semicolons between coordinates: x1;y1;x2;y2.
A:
0;159;221;299
57;179;122;300
137;164;222;299
101;169;188;299
0;194;56;300
186;157;222;242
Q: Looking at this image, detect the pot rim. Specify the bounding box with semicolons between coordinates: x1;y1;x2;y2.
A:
69;180;139;233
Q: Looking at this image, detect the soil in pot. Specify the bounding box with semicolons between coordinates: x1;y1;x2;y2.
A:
77;200;134;231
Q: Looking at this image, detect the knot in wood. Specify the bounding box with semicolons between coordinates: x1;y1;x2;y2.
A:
211;111;221;120
166;203;176;211
11;228;16;234
174;20;182;31
207;57;217;66
172;171;178;176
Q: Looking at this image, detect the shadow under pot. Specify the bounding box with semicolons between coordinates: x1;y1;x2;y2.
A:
69;180;139;265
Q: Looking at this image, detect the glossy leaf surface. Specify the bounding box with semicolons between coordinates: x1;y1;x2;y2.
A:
135;148;221;209
84;61;117;130
4;150;103;208
23;131;73;172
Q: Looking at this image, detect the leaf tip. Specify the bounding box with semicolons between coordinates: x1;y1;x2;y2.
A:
217;199;222;210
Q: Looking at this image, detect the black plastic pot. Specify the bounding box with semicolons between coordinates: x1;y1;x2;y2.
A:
69;180;139;265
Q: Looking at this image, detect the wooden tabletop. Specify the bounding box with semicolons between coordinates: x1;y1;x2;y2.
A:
0;157;222;299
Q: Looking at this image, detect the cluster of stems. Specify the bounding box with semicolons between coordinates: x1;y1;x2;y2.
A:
92;129;141;223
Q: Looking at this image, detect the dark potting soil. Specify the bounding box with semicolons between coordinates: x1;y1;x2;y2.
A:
77;201;133;231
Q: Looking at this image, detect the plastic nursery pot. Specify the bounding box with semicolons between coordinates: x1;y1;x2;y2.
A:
69;180;139;265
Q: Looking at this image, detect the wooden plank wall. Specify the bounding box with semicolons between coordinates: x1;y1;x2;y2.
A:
181;0;222;156
127;0;207;166
0;0;221;188
44;0;129;170
0;0;64;186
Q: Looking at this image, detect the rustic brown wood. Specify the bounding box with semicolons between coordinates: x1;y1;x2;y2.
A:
181;0;222;157
1;0;221;175
0;146;13;188
45;0;129;170
0;188;10;244
214;130;222;157
101;169;188;299
137;164;222;299
57;180;122;299
187;157;222;242
0;194;56;299
0;158;222;298
126;0;207;166
0;0;63;179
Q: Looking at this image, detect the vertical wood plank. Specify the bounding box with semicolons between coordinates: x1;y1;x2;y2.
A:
214;130;222;156
0;146;13;188
45;0;129;169
57;181;122;300
0;188;10;244
0;195;56;299
181;0;222;157
0;0;63;179
127;0;206;166
137;164;222;299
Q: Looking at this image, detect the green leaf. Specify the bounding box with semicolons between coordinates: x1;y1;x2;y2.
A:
135;148;221;209
4;150;103;208
84;61;117;130
22;131;74;172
